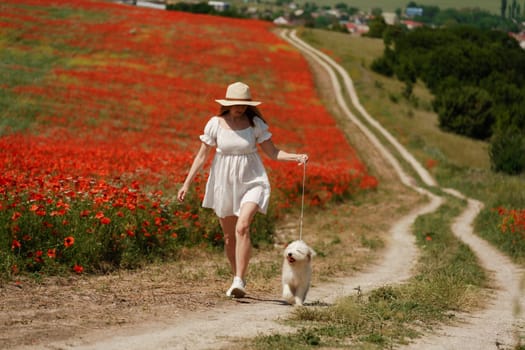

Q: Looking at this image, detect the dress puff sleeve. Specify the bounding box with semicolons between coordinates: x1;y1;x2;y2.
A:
253;116;272;144
199;117;219;146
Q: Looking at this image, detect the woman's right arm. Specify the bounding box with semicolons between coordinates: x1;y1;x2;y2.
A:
177;143;212;202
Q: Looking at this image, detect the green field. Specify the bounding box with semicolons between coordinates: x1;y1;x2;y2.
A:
296;0;502;15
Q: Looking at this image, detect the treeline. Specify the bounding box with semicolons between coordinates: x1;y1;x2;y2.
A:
405;1;520;32
372;25;525;174
166;2;248;18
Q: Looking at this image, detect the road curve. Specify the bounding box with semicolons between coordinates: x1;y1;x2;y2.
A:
281;29;524;349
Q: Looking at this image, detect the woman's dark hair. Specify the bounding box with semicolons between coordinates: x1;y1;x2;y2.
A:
219;106;267;126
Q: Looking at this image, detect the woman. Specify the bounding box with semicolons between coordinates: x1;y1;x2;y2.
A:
177;81;308;298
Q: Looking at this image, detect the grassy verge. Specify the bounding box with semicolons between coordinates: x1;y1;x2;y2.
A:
252;198;487;349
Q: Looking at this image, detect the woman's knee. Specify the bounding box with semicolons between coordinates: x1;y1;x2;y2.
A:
224;231;236;246
236;202;258;237
235;219;251;237
220;216;237;245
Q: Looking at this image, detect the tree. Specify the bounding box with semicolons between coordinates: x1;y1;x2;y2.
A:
501;0;508;17
511;0;518;18
394;51;417;98
334;2;347;10
434;86;494;140
371;46;396;77
490;128;525;174
371;8;382;16
366;16;387;38
395;8;402;17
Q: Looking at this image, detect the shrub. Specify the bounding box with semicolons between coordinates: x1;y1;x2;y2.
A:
489;129;525;175
434;86;494;140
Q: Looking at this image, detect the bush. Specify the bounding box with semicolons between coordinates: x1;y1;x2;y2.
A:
371;47;395;77
434;85;494;140
489;129;525;175
371;56;394;77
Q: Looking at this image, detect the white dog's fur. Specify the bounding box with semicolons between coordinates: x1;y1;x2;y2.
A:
282;240;315;306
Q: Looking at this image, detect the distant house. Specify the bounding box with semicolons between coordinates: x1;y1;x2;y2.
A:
402;20;424;30
406;7;423;17
208;1;229;11
509;32;525;49
293;9;304;17
345;22;369;35
382;12;398;25
273;16;290;26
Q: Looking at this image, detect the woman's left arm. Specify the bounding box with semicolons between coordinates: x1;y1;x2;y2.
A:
259;139;308;164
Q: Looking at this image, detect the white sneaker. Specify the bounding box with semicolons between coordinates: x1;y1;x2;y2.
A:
226;276;246;298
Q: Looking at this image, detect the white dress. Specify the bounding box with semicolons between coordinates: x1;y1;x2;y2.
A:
200;116;272;218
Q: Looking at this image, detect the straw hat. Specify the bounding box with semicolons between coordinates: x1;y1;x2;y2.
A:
215;82;261;106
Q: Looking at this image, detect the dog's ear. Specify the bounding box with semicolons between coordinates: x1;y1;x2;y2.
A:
308;247;316;258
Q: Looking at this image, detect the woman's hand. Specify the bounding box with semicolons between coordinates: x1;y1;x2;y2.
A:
296;154;308;164
177;186;188;202
177;143;211;203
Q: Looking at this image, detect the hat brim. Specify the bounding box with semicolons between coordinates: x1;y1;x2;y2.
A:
215;99;261;106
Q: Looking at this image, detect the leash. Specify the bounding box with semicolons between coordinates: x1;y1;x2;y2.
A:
299;161;306;241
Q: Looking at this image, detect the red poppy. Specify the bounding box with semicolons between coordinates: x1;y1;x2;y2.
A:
100;217;111;225
47;248;56;259
11;239;21;250
73;264;84;274
64;236;75;247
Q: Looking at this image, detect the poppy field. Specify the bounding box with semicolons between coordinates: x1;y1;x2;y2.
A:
0;0;378;278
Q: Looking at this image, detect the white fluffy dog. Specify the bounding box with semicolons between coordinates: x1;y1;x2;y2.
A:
282;240;316;306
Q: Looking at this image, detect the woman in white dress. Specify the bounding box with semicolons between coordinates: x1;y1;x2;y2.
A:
177;82;308;298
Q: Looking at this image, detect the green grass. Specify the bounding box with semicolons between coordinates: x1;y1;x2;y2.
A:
252;199;487;349
0;47;57;134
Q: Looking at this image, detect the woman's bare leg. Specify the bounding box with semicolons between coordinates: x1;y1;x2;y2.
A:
235;202;259;281
219;216;237;276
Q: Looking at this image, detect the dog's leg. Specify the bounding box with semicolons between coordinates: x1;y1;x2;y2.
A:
295;283;310;306
282;284;295;305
